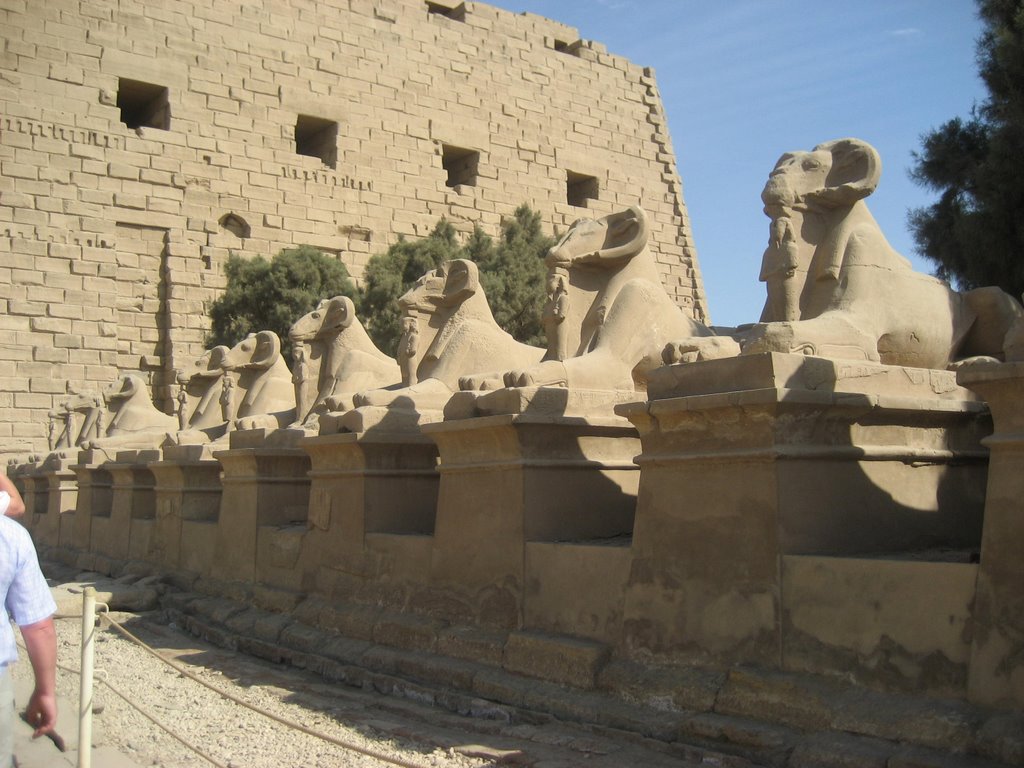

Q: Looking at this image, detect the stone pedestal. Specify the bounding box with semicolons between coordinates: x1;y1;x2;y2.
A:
618;353;990;667
70;449;114;555
149;444;223;572
19;459;49;534
91;450;159;562
41;452;78;549
422;387;640;629
209;429;310;585
957;361;1024;707
301;416;439;602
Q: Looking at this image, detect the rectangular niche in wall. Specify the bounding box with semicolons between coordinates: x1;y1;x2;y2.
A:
294;115;338;169
117;78;170;130
442;145;479;189
552;38;583;56
426;2;466;21
567;170;599;208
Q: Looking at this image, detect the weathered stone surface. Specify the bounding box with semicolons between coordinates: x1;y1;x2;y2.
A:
2;0;703;454
503;630;610;689
957;362;1024;710
788;732;891;768
715;667;843;731
781;555;977;695
598;659;726;713
437;625;507;666
372;613;448;654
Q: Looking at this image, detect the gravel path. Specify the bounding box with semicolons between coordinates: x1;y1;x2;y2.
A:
12;575;716;768
15;611;494;768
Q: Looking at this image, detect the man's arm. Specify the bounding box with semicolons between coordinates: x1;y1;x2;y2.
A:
20;617;57;737
0;474;25;517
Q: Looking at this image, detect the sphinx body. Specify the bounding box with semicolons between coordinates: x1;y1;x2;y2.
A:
666;138;1022;369
84;374;178;451
351;259;544;414
164;346;232;446
288;295;399;424
495;206;713;392
220;330;297;431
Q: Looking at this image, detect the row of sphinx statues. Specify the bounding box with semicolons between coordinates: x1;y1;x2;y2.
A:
46;137;1024;453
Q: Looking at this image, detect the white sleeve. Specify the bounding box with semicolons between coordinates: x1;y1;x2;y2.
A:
0;491;9;517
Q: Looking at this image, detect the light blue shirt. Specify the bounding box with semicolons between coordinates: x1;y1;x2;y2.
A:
1;516;56;668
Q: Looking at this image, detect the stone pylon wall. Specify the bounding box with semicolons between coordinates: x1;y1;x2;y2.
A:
0;0;706;454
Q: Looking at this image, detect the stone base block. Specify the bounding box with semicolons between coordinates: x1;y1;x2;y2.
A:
618;353;990;667
503;629;610;689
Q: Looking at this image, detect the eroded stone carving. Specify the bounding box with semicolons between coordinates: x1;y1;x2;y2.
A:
1002;297;1024;361
85;373;178;450
494;206;712;391
288;295;399;423
352;259;543;413
165;347;232;445
180;346;230;430
667;138;1022;369
48;390;104;451
220;330;296;431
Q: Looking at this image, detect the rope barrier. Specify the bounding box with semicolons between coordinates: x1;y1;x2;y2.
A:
87;674;231;768
18;639;227;768
20;614;437;768
98;614;434;768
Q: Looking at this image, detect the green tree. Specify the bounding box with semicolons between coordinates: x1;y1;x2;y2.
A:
909;0;1024;296
358;205;552;355
475;204;553;347
358;219;463;356
207;245;358;359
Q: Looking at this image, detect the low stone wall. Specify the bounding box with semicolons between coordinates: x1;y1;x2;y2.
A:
10;353;1024;765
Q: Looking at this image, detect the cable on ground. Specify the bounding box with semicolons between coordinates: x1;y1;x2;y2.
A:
98;614;434;768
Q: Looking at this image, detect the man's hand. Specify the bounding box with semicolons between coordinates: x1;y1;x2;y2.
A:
20;617;57;737
25;688;57;738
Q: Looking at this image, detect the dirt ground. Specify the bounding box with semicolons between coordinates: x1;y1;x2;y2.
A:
12;585;718;768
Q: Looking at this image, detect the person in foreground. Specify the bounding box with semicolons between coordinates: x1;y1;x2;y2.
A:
0;477;57;765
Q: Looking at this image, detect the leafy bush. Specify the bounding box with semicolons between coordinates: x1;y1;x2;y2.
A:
359;205;552;355
207;245;358;360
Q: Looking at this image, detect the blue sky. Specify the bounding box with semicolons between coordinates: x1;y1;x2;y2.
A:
496;0;987;326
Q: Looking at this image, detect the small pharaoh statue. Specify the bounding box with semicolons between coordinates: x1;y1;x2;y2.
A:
542;265;571;362
92;395;106;440
176;375;189;431
47;409;60;451
63;407;76;448
759;215;802;322
398;315;420;385
220;375;236;430
291;344;310;421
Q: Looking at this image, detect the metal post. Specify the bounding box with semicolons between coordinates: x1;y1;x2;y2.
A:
77;586;95;768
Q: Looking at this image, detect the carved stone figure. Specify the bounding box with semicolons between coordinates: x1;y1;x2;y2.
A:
759;215;802;322
176;379;188;430
291;344;311;421
398;315;421;385
49;391;104;451
667;138;1022;369
161;349;232;447
354;259;543;410
47;411;58;451
497;206;712;391
542;267;571;361
288;295;400;421
1001;296;1024;362
220;330;296;431
85;374;178;449
220;373;236;425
